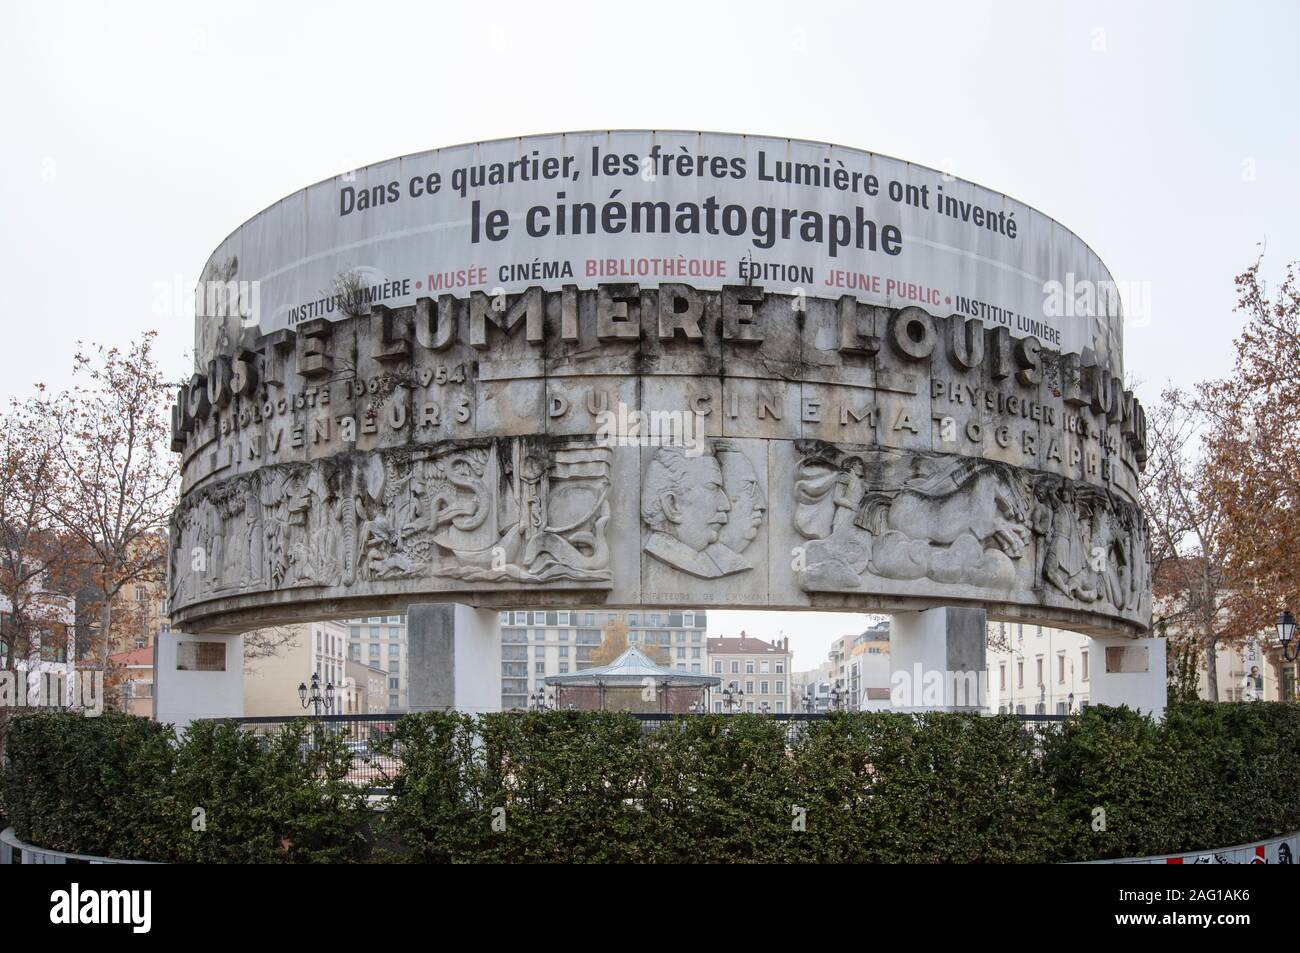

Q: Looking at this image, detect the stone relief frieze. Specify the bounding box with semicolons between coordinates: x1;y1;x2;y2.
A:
168;437;614;611
792;442;1149;618
170;285;1152;633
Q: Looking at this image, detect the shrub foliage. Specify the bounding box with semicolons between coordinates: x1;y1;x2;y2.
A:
3;703;1299;863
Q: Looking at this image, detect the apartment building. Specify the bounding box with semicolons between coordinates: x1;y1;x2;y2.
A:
343;658;388;714
498;608;709;711
108;644;155;716
344;615;409;712
243;619;349;716
986;621;1092;714
707;632;791;714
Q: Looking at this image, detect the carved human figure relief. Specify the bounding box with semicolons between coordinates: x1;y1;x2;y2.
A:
641;443;762;579
794;448;1032;592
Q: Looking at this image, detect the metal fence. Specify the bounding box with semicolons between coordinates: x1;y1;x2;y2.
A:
214;711;1071;788
216;714;403;788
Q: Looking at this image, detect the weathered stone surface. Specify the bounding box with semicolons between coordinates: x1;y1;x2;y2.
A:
171;288;1151;636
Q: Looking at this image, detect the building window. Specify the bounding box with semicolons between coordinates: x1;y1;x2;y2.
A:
1036;658;1044;687
761;681;769;694
730;661;739;673
999;662;1006;691
776;680;784;694
713;661;722;674
746;660;754;674
1081;650;1090;681
176;641;225;672
684;611;694;627
535;662;545;674
389;677;400;689
1058;655;1066;684
760;660;769;673
1017;661;1024;689
514;612;527;625
776;662;784;673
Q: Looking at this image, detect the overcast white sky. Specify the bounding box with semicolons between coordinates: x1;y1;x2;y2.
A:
2;0;1295;669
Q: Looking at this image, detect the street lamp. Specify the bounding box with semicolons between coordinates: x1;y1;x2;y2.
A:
1067;692;1075;714
719;683;744;714
759;700;771;715
528;688;552;711
688;699;706;714
298;672;334;716
1277;611;1299;662
828;680;844;711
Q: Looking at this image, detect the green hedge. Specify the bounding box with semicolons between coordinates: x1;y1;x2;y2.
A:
4;704;1300;863
0;712;367;863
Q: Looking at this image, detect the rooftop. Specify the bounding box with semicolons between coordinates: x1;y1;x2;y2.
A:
544;645;721;687
706;631;789;655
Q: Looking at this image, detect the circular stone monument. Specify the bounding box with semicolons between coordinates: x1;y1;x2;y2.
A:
167;131;1150;636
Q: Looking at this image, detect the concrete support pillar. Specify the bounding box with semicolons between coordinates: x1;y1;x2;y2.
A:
889;606;987;712
1085;634;1166;720
407;604;502;714
154;631;245;729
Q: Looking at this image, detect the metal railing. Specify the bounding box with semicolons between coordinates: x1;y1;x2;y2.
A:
215;714;402;788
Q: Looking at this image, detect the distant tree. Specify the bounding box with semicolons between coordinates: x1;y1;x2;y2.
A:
1140;387;1235;701
34;332;178;669
639;639;671;667
589;618;629;667
0;397;76;675
1198;257;1300;648
1162;619;1203;704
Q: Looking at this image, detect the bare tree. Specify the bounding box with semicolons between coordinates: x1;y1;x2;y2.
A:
35;332;178;668
1140;387;1235;701
0;398;76;675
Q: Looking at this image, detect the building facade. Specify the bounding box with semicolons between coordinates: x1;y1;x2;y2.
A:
986;621;1093;714
344;615;409;712
707;633;791;714
243;620;349;716
342;658;387;714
